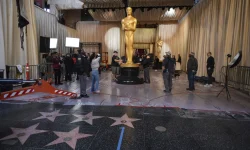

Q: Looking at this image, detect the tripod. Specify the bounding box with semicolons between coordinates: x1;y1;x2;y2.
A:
217;55;231;100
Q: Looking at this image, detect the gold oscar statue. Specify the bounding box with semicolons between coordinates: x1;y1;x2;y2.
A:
157;37;163;60
121;7;138;67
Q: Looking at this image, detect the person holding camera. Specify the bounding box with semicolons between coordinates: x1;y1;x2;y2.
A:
75;49;90;98
186;52;198;91
90;53;101;93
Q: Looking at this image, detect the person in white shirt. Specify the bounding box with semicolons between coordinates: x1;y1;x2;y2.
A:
90;53;101;93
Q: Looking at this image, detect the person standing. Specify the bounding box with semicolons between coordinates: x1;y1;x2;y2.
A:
90;53;101;93
186;52;198;91
154;56;159;71
205;52;215;87
162;52;175;92
111;51;121;81
64;53;74;81
142;55;151;83
75;50;90;98
52;52;63;85
177;54;181;64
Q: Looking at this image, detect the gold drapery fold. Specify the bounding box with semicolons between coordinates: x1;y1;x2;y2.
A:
24;0;39;65
170;0;250;81
134;28;156;43
76;21;121;64
0;0;26;65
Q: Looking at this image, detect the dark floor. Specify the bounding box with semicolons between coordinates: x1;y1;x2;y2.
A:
0;102;250;150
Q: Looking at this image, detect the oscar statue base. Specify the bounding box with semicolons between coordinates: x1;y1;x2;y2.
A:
116;66;144;85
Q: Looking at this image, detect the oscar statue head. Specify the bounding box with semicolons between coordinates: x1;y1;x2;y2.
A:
126;7;132;16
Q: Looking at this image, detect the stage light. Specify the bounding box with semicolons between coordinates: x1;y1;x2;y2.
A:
164;8;175;17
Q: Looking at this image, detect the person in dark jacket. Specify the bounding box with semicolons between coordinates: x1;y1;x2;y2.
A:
52;52;63;85
177;54;181;64
76;50;90;98
154;56;159;71
64;53;74;81
142;55;151;83
205;52;215;87
186;52;198;91
162;52;175;92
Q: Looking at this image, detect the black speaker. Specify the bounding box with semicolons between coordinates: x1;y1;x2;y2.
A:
40;36;50;53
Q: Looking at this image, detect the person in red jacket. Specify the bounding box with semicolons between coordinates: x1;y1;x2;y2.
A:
52;52;63;85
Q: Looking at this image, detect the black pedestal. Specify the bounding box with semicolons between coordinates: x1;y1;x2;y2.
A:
116;67;144;85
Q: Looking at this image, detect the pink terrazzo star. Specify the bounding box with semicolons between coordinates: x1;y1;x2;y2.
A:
70;112;103;125
109;114;141;128
46;127;92;149
0;123;47;145
32;109;68;122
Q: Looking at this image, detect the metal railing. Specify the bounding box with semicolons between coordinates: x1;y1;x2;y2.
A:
220;66;250;94
6;63;54;80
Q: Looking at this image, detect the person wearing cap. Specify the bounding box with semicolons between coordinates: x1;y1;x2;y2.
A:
142;54;151;83
111;51;121;81
187;52;198;91
162;51;175;92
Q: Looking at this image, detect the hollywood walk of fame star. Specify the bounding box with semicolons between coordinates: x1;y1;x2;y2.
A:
70;112;103;125
46;127;92;149
32;109;68;122
0;123;47;145
109;114;141;128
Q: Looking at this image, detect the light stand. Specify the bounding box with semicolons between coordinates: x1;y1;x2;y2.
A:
217;54;231;100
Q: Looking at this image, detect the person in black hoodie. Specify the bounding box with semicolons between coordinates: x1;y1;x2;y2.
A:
142;55;151;83
154;56;159;71
162;52;175;92
186;52;198;91
205;52;215;87
64;53;74;81
75;50;90;98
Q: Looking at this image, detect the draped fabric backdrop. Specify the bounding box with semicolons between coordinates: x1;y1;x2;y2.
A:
171;0;250;81
0;0;27;65
24;0;39;65
76;22;121;64
35;6;78;57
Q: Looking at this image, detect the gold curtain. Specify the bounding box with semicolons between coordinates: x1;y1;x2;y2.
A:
76;21;121;64
24;0;39;65
175;0;250;81
134;28;156;43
